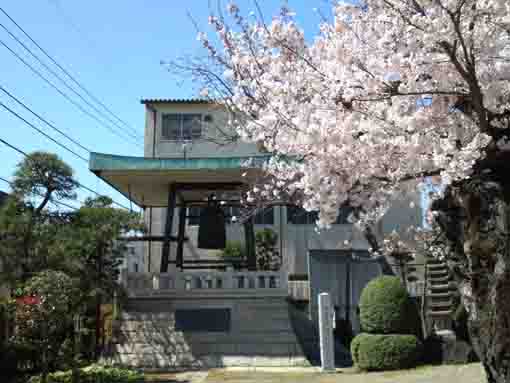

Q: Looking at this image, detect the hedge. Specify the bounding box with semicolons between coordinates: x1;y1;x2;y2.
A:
350;332;370;365
359;276;418;334
28;364;143;383
352;333;422;371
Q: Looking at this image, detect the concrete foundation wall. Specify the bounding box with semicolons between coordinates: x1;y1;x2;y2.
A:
106;296;309;370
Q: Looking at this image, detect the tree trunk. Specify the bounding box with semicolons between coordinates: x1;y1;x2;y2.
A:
437;175;510;383
94;246;103;360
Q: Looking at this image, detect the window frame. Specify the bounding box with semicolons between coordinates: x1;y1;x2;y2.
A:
161;113;203;141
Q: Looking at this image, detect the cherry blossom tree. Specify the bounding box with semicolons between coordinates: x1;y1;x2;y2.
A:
178;1;510;380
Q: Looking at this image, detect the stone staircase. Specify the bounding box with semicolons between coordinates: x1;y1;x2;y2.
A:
426;258;455;330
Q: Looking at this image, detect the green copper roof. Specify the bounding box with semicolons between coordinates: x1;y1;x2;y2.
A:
88;153;271;207
89;152;270;173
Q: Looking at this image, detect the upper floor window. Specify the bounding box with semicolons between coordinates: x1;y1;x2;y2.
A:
162;114;202;140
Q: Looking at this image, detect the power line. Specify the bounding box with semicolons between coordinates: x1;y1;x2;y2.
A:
0;136;130;210
0;137;26;156
47;0;97;50
0;101;89;163
0;38;143;149
0;87;134;211
0;84;91;154
0;6;141;139
0;175;79;211
0;20;142;142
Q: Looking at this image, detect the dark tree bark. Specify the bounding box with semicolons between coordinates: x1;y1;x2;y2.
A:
94;245;104;360
434;161;510;383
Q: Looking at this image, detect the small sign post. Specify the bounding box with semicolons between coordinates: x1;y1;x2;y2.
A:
318;292;335;372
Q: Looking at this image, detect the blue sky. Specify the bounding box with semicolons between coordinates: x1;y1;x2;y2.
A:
0;0;328;211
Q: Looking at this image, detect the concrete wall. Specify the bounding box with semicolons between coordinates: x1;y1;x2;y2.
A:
107;296;309;369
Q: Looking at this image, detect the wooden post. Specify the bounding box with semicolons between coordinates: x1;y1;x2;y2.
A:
161;184;177;273
176;204;187;269
244;218;256;271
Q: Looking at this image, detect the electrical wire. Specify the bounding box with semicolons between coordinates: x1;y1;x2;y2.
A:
0;84;91;154
0;38;142;149
0;20;142;142
0;136;130;210
0;6;141;139
0;101;89;163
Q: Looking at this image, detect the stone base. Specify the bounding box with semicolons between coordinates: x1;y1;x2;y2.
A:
437;331;476;364
423;330;477;365
103;296;310;370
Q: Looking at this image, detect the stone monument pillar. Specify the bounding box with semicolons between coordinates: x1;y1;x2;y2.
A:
318;292;335;372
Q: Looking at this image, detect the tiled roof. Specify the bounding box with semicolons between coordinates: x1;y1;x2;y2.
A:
140;98;212;105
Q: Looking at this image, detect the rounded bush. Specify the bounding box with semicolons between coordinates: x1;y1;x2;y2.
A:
353;333;422;371
359;276;417;334
350;333;370;365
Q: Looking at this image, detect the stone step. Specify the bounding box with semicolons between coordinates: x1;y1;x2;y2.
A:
427;310;453;316
113;330;300;345
428;283;453;292
429;276;451;284
427;292;453;299
111;341;302;357
428;297;453;306
428;301;453;309
426;258;446;265
426;263;448;270
428;270;449;278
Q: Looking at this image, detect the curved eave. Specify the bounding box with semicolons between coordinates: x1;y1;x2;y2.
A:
89;153;269;207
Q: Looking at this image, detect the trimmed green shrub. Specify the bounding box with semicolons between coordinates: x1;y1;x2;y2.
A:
359;276;418;334
28;364;143;383
350;332;370;365
353;333;422;371
219;241;245;259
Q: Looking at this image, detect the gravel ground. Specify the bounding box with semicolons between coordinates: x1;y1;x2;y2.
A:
144;363;485;383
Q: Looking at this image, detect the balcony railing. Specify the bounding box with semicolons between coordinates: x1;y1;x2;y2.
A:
120;269;287;297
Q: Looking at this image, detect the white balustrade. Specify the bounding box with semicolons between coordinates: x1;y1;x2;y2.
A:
122;269;286;295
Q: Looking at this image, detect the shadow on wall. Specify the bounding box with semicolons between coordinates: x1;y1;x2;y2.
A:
106;297;310;369
288;303;353;368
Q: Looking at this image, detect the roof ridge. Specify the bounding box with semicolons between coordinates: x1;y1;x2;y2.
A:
140;98;213;104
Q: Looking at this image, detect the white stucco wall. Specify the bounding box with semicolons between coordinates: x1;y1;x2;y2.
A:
143;103;260;159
